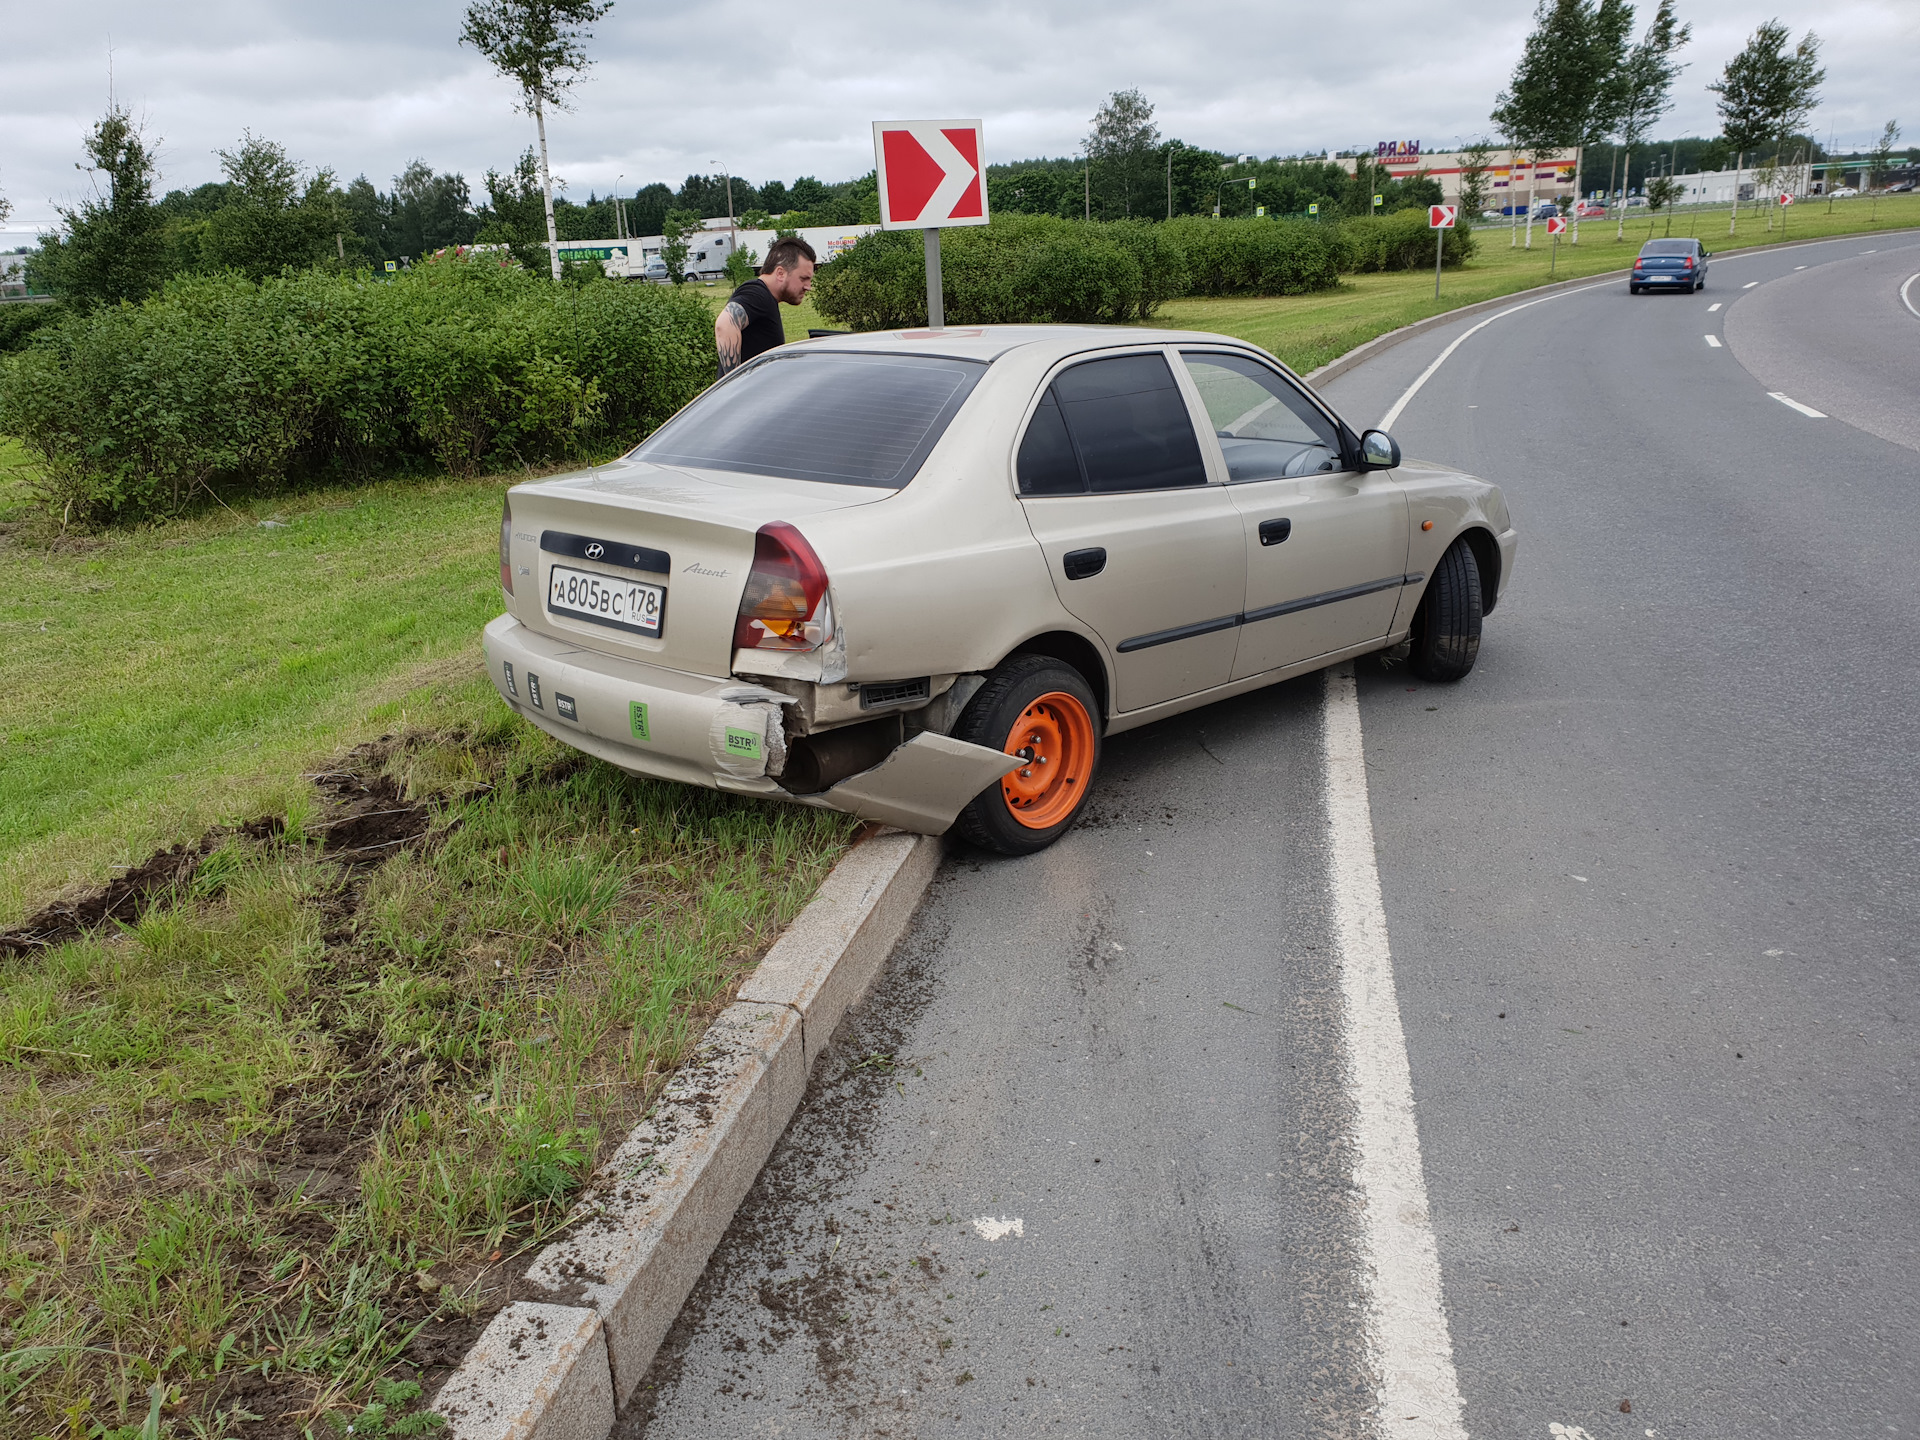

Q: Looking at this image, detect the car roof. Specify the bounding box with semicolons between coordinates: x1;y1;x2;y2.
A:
793;325;1276;367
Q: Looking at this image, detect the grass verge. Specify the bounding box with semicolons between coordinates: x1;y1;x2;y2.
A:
1;724;851;1440
0;452;854;1440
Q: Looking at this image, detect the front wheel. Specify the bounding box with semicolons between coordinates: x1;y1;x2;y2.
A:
952;655;1102;855
1409;538;1483;682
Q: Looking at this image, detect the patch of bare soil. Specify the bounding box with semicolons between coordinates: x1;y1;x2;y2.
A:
0;817;283;958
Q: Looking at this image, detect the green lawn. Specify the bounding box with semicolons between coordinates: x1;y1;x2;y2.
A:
0;456;854;1438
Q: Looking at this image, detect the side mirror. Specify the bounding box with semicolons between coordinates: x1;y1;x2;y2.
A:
1359;428;1401;470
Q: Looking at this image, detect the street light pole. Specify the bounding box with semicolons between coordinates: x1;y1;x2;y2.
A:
713;160;737;254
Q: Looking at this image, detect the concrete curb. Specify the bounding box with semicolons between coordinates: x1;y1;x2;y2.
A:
432;830;940;1440
1302;224;1920;389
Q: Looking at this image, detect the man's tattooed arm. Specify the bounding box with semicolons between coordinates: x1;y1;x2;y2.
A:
715;300;749;376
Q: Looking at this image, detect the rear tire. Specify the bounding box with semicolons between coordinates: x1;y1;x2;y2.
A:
1409;539;1483;682
952;655;1101;856
1629;284;1642;294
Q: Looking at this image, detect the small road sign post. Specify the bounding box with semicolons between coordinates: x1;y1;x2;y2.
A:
873;119;989;330
1545;214;1568;274
1779;190;1794;236
1428;204;1457;299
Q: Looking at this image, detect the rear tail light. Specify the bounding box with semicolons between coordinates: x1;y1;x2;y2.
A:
734;522;834;652
500;496;514;595
1683;256;1695;268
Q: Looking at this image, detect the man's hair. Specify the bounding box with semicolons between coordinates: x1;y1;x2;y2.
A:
760;236;817;274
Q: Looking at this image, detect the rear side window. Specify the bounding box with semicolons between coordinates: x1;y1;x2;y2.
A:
1017;353;1208;495
634;351;986;488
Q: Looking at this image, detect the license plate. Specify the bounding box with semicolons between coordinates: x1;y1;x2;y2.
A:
547;565;665;638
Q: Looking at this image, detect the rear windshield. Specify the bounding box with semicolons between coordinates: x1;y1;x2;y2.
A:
633;351;987;489
1640;240;1698;255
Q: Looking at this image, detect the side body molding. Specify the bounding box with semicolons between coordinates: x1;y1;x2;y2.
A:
816;733;1022;835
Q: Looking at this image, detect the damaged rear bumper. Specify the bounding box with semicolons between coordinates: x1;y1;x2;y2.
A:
482;616;1017;835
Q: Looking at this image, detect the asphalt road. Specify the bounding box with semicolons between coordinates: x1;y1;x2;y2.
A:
621;229;1920;1439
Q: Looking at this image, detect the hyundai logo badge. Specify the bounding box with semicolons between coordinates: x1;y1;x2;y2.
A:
585;542;605;560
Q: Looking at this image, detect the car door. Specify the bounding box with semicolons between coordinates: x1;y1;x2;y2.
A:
1176;350;1409;679
1016;350;1246;714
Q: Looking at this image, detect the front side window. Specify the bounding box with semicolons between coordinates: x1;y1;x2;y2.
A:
634;351;986;488
1017;353;1209;496
1180;352;1344;483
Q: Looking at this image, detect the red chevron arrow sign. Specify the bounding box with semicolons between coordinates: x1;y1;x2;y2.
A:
872;120;989;230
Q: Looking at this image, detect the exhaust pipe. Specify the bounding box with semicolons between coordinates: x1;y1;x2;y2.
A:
777;716;903;795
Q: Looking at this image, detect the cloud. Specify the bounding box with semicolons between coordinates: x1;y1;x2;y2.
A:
2;0;1912;234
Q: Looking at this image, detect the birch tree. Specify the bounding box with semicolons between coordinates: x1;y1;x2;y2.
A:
461;0;613;280
1612;0;1691;241
1709;19;1822;236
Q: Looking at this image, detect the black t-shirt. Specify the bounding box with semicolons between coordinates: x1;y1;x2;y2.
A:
727;277;785;365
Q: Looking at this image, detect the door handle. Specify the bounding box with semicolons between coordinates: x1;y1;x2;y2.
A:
1063;547;1107;580
1259;517;1292;546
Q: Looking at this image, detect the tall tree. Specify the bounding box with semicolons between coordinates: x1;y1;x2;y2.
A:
1085;89;1160;219
461;0;613;280
1868;119;1900;221
198;133;347;279
1709;19;1822;233
1492;0;1634;244
1611;0;1691;240
36;105;167;309
1457;140;1497;221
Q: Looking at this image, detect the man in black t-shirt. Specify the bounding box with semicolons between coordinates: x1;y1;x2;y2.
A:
715;236;817;377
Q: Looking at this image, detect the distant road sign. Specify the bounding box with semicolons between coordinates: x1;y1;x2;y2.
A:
1308;202;1320;216
384;260;397;272
1779;192;1795;206
872;120;989;230
1545;216;1568;235
1429;204;1458;228
1372;194;1384;209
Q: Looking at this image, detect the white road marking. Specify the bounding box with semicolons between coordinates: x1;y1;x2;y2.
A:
1704;335;1723;347
1902;274;1920;320
1768;392;1827;418
1743;281;1759;288
1707;302;1722;311
1795;265;1807;270
1324;665;1468;1440
972;1216;1024;1241
1378;282;1618;430
1862;249;1877;254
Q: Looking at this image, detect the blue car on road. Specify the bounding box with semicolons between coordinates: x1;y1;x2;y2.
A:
1630;238;1710;293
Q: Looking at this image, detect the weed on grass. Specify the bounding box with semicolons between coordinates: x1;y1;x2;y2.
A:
0;721;854;1440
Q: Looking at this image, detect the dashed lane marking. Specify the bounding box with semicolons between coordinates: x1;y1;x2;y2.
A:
1705;335;1723;347
1902;274;1920;320
1743;281;1759;288
1708;302;1722;311
1324;665;1468;1440
1768;392;1827;418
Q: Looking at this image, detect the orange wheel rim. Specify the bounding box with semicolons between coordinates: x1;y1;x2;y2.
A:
1000;691;1096;830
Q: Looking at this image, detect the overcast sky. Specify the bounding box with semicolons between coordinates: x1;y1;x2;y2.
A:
2;0;1912;242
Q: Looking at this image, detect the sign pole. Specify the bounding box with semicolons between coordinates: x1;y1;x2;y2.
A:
924;228;944;330
1434;226;1443;300
1551;229;1559;276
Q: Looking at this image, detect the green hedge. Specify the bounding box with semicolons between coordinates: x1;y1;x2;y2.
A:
813;211;1474;331
0;259;714;519
813;214;1187;330
1160;217;1345;296
1338;210;1476;271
